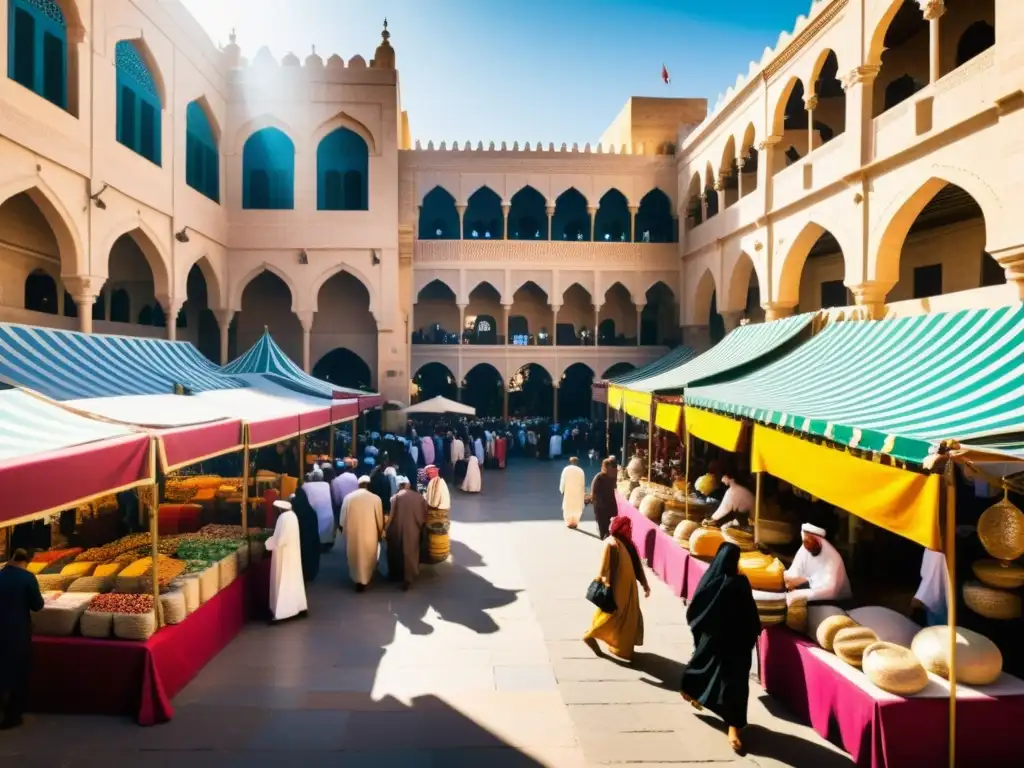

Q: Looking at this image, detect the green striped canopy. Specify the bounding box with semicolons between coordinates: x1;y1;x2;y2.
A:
631;313;813;394
605;345;696;385
687;304;1024;465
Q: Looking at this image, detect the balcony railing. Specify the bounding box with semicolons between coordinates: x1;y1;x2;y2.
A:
414;239;679;266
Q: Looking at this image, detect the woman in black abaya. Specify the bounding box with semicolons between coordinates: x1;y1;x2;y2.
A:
680;542;761;754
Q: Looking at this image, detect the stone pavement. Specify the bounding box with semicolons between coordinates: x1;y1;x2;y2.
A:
1;460;853;767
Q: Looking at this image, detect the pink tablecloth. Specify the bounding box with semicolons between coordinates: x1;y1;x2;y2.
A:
684;552;710;601
614;494;688;597
759;625;1024;767
614;494;658;563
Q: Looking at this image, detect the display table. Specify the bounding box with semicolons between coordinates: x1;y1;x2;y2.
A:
614;494;693;599
29;558;271;725
684;553;710;601
615;494;658;563
759;625;1024;767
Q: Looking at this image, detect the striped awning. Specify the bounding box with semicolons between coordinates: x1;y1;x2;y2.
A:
0;323;246;400
603;345;697;386
630;313;814;394
687;304;1024;465
224;330;383;409
0;388;153;524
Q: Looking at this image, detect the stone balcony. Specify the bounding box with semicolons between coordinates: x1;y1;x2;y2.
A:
414;239;679;267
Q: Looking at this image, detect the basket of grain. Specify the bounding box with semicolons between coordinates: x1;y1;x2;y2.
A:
137;557;187;595
92;593;157;641
219;553;239;589
80;610;114;639
198;565;220;604
171;575;200;614
159;589;188;626
31;592;97;636
36;574;76;592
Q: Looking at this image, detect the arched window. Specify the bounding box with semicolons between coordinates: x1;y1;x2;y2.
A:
24;269;57;314
116;41;161;164
464;187;502;239
7;0;67;109
186;101;219;202
956;21;995;68
419;187;458;239
594;189;629;242
552;188;590;241
635;189;674;243
884;74;922;111
317;127;369;210
110;288;130;323
243;127;295;210
508;186;547;240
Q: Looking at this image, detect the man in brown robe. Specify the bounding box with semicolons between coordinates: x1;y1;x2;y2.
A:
386;476;429;590
590;457;618;540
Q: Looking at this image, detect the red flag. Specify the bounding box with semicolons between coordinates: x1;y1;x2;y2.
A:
661;64;670;84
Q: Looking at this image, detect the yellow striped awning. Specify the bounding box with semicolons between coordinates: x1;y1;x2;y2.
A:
655;403;683;433
685;406;746;452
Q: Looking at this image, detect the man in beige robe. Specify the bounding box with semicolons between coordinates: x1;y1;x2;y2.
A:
559;457;586;528
339;476;384;592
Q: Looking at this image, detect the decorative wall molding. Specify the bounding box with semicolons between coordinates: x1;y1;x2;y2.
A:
414;240;680;267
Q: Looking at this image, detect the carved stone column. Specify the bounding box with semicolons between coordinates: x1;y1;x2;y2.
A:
502;304;512;345
545;203;555;240
988;245;1024;300
841;66;880;167
805;95;818;156
720;310;744;334
762;303;796;322
700;194;708;221
550;303;560;346
635;303;645;346
587;205;597;241
458;303;468;344
215;309;235;365
921;0;945;83
501;203;510;240
849;282;891;320
628;204;639;242
593;305;602;347
63;275;105;334
736;157;746;198
456;204;467;239
158;295;184;341
296;310;315;373
714;177;726;213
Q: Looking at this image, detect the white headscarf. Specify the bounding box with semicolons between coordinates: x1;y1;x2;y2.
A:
426;476;451;510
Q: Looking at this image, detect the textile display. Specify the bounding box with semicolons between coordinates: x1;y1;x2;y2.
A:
758;625;1024;767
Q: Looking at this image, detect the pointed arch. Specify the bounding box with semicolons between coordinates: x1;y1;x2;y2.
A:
724;251;760;312
419;186;459;239
720;135;737;179
176;252;225;311
114;38;163;165
316;126;369;210
0;176;84;276
186;98;220;202
636;188;674;243
691;268;718;328
508;185;547;240
602;362;635;379
8;0;75;111
771;75;806;138
230;262;301;312
467;278;502;299
412;361;458;402
552;187;590;241
777;221;848;307
232;114;298;155
740;123;757;158
309;263;379;321
464;186;503;239
594;188;629;242
414;275;458;301
310;111;378;155
98;219;171;300
242;127;295;210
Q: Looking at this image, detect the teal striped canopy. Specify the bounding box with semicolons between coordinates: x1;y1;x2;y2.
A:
606;345;696;385
629;313;813;394
686;304;1024;465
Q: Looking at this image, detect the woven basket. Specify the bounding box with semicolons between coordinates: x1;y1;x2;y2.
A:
172;575;200;614
219;553;239;589
427;520;451;563
752;589;787;627
113;610;158;641
661;507;686;534
159;590;188;626
80;610;114;639
36;574;75;592
862;641;929;696
977;491;1024;562
972;559;1024;590
199;565;220;604
67;576;115;594
786;595;809;634
963;581;1022;620
31;593;96;636
639;495;664;523
816;615;859;652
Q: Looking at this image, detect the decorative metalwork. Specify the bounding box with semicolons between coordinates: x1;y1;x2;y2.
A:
115;40;159;100
22;0;65;25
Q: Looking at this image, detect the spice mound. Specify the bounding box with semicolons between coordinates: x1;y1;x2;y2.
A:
89;593;154;615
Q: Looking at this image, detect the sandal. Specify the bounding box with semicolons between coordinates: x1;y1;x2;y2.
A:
680;692;703;711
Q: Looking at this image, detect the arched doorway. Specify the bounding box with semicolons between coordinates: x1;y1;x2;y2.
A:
412;362;457;402
313;348;373;390
466;282;503;344
507;186;546;240
1;191;71;320
462;363;503;417
599;282;634;345
641;281;677;345
793;226;850;311
509;363;553;418
560;282;594;345
464;186;503;239
183;262;220;362
471;314;498;345
234;271;302;364
313;271;377;378
594;189;629;242
108;231;164;328
510;281;551;345
635;189;674;243
413;279;459;344
559;363;594;421
24;270;58;314
552;188;590;241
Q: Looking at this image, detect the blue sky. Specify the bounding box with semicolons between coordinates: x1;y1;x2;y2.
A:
180;0;815;145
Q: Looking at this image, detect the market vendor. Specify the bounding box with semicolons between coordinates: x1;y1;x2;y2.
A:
709;474;754;529
0;548;44;729
783;523;852;606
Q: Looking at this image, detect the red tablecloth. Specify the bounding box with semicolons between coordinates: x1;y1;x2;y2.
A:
650;526;687;598
759;625;1024;767
30;559;270;725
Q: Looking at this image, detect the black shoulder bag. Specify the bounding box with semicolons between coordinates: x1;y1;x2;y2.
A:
585;545;618;613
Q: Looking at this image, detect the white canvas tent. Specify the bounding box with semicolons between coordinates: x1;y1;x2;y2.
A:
401;396;476;416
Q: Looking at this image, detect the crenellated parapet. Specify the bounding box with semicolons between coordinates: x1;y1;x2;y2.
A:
408;140;672;156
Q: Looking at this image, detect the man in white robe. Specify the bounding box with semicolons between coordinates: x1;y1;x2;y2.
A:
559;457;586;528
784;523;852;606
461;456;482;493
264;501;307;621
339;476;385;592
710;474;755;530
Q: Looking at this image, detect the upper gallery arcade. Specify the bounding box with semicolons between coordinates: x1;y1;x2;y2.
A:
0;0;1021;405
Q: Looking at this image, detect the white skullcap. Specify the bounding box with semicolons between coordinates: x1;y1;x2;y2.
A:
397;475;410;486
801;523;826;538
385;467;396;476
273;500;292;511
358;475;371;484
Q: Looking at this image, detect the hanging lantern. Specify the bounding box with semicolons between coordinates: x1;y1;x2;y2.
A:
977;488;1024;564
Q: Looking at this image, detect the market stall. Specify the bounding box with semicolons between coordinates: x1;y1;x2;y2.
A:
676;304;1024;767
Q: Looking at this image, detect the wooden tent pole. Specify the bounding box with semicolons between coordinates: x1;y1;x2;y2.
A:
241;425;250;546
647;401;654;481
684;429;691;522
944;461;958;768
754;471;763;546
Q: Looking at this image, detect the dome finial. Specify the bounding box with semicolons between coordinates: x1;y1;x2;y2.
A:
382;18;390;42
372;17;395;69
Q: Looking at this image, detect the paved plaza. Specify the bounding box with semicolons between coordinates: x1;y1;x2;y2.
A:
1;461;852;767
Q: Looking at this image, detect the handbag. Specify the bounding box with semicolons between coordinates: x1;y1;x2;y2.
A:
585;547;617;613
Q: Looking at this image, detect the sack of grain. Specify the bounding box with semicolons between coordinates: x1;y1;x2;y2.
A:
171;575;200;615
198;565;219;604
67;575;115;594
159;589;188;626
80;610;114;639
32;592;96;636
113;610;157;641
219;553;238;589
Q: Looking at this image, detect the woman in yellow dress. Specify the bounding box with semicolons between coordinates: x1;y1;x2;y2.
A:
584;515;651;661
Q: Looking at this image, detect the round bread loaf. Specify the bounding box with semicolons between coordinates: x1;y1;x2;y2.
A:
673;520;699;548
689;527;725;558
862;641;929;696
833;626;878;667
911;626;1003;686
639;495;664;523
722;527;756;551
807;605;847;642
816;614;859;652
